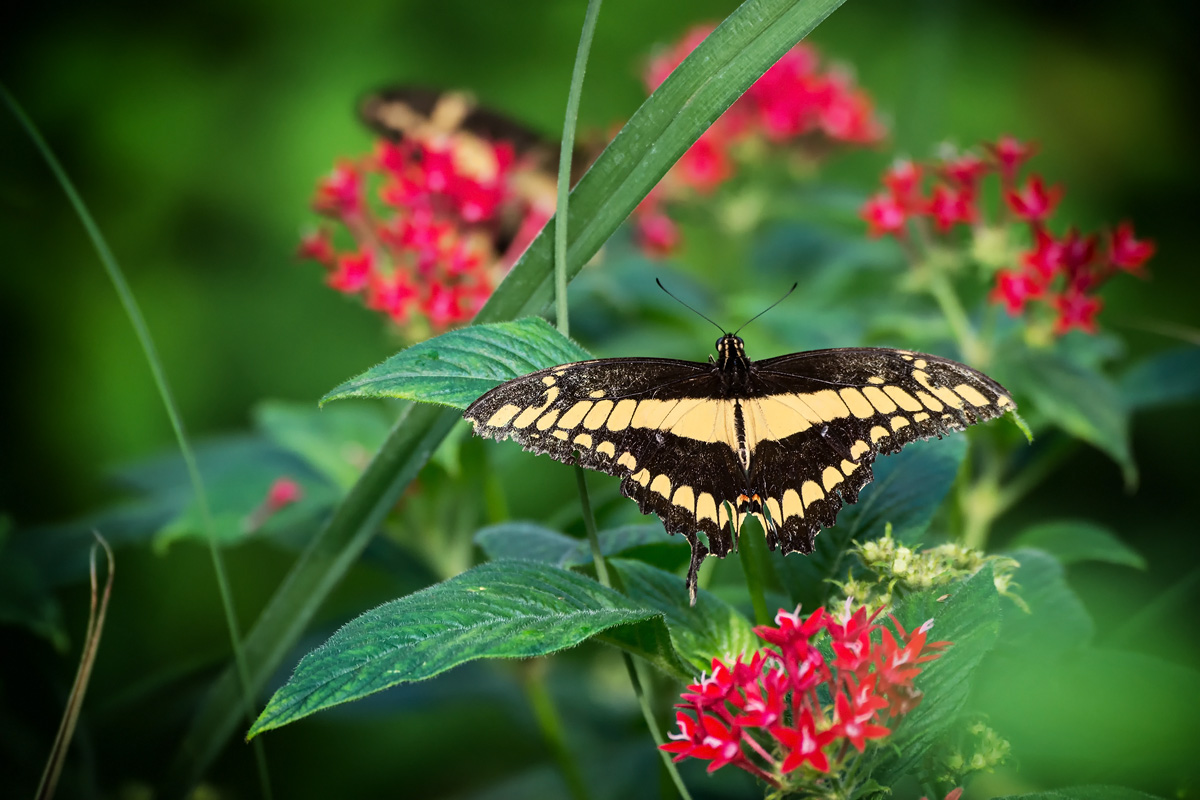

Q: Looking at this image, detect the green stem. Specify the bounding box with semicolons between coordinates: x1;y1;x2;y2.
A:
1;84;273;800
927;270;987;367
521;662;594;800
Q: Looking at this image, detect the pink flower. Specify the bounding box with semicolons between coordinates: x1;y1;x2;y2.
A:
1053;290;1103;334
926;184;977;233
860;192;909;238
327;250;373;293
986;135;1037;183
1005;174;1062;224
1108;221;1155;274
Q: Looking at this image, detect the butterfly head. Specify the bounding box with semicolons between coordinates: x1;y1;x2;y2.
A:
715;333;750;372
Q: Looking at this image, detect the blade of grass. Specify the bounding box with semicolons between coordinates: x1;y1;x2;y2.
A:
0;84;273;800
36;534;114;800
164;0;848;790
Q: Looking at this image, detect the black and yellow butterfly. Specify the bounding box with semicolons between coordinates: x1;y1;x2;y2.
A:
464;329;1016;601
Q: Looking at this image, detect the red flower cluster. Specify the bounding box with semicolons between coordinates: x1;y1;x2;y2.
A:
299;132;553;332
634;26;885;256
662;604;948;789
861;136;1155;335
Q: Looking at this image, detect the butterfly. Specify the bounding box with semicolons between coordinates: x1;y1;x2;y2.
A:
464;324;1016;602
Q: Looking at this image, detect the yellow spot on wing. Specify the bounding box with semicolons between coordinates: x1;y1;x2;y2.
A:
804;390;851;421
822;466;844;491
588;390;606;398
630;398;679;429
913;412;930;423
650;474;672;499
557;401;592;429
750;396;814;441
606;399;637;431
766;496;784;524
513;387;559;428
552;430;569;441
839;388;876;419
535;409;560;430
914;358;927;369
915;391;944;412
574;433;593;449
597;441;616;457
582;400;615;430
997;395;1014;408
863;386;897;414
849;440;870;460
672;485;695;511
632;469;651;486
485;404;522;427
954;384;991;407
801;481;824;508
840;459;860;475
542;376;556;386
696;492;718;524
883;385;923;412
870;425;890;443
782;488;803;519
891;416;911;431
618;451;637;470
868;376;886;384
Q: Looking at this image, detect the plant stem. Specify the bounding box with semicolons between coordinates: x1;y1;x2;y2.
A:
927;270;987;367
521;661;594;800
2;84;273;800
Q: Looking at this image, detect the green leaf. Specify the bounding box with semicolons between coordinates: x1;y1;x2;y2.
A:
872;565;1003;784
170;0;852;784
610;558;758;672
998;548;1094;656
778;435;967;608
248;561;660;736
474;521;677;567
255;400;392;490
1012;350;1136;486
322;317;590;408
996;789;1166;800
1011;520;1146;569
1120;346;1200;411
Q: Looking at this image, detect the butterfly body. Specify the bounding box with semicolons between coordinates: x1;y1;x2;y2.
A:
464;334;1015;600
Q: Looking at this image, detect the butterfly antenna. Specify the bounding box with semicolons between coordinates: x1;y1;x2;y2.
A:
733;283;798;335
655;278;726;335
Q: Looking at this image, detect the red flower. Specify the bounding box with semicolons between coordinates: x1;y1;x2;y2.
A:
1053;290;1103;334
1108;221;1155;274
327;250;373;293
678;133;734;193
861;192;909;238
634;211;680;258
990;269;1044;315
297;228;336;266
986;135;1037;183
313;161;364;217
926;184;977;233
876;618;947;688
940;152;991;192
265;477;302;510
771;708;836;773
831;691;891;752
755;606;828;650
366;272;420;323
883;159;923;211
1021;227;1066;282
1005;174;1062;223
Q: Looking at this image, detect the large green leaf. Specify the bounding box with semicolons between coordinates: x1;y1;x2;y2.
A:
1011;520;1145;569
248;561;660;736
474;521;677;567
1120;346;1200;411
1012;350;1135;486
610;558;758;672
168;0;851;788
872;565;1003;784
996;548;1093;656
322;318;591;409
778;435;967;608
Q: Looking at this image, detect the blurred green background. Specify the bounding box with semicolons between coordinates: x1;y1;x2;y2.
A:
3;0;1198;798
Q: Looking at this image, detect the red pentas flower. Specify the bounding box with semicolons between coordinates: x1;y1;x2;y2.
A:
634;25;886;257
861;135;1154;336
662;602;949;793
299;121;552;335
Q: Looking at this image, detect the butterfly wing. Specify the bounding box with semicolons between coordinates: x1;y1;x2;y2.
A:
740;347;1016;556
464;357;757;590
